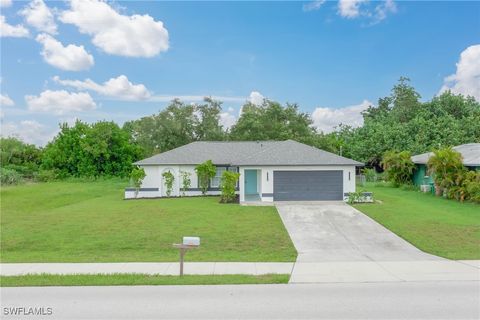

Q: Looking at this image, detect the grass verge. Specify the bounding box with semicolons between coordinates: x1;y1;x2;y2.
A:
0;273;290;287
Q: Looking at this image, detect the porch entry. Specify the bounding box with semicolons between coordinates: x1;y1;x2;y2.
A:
244;169;260;201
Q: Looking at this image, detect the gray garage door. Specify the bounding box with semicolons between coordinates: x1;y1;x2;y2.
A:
273;170;343;201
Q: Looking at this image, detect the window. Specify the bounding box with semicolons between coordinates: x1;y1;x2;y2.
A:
349;171;351;181
210;167;226;188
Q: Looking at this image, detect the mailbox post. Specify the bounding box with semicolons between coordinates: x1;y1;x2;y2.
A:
172;237;200;276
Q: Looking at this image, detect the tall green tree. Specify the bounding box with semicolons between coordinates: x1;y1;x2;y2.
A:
332;78;480;167
381;150;415;186
42;120;142;177
229;100;315;142
124;98;226;157
195;97;225;141
427;147;464;196
124;99;197;156
0;137;42;178
0;137;42;167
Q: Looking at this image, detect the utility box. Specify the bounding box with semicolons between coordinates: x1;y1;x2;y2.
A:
183;236;200;246
420;184;431;193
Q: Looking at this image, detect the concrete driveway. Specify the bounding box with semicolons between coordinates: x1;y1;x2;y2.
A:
276;201;440;263
273;202;479;283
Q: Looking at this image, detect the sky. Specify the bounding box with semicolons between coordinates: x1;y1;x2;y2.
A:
0;0;479;146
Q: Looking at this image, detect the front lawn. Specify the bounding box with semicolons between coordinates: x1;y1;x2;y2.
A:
0;273;290;287
353;183;480;260
1;179;297;263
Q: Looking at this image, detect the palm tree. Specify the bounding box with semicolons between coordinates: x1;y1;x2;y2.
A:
381;150;415;186
427;147;464;197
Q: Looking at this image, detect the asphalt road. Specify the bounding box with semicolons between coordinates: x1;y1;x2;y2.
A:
1;281;479;319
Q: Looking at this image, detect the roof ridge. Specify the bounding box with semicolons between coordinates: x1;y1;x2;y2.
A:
289;140;358;162
195;140;280;143
234;141;286;163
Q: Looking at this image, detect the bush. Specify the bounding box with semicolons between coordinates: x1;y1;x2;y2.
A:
162;170;175;197
465;171;480;203
35;169;59;182
381;151;415;186
220;171;240;203
362;168;377;182
3;164;36;179
195;160;216;195
179;170;191;196
427;147;464;197
130;167;146;198
448;170;480;203
0;168;23;185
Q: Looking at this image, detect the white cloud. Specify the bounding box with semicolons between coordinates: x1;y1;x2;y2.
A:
0;15;30;38
336;0;396;23
338;0;366;18
439;44;480;101
0;0;12;8
0;94;14;106
0;120;57;146
311;99;372;133
59;0;169;58
219;107;237;129
36;33;94;71
303;0;326;12
25;90;97;115
248;91;265;105
150;95;245;103
373;0;397;23
20;0;57;34
53;75;151;101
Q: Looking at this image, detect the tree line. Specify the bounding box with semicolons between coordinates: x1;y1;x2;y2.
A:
1;77;479;184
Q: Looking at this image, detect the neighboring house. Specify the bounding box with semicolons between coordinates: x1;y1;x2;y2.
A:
125;140;363;203
411;143;480;186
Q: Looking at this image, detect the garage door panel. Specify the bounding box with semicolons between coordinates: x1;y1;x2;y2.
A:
273;170;343;201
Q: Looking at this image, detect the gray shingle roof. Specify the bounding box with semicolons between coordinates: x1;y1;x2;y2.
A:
411;143;480;166
135;140;363;166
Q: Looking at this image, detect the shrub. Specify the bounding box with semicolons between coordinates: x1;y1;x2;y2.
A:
465;171;480;203
3;164;36;179
0;167;23;185
220;171;240;203
195;160;216;195
448;170;480;203
130;166;146;198
179;170;191;196
381;151;415;186
362;168;377;182
427;147;464;197
347;191;362;204
35;169;59;182
162;170;175;197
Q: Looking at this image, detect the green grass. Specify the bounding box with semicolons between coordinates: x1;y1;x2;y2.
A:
1;179;296;263
0;273;290;287
353;183;480;260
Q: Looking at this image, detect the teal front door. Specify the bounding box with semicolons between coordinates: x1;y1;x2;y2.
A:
245;170;258;195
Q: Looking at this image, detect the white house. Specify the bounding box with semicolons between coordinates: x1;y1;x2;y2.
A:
125;140;363;203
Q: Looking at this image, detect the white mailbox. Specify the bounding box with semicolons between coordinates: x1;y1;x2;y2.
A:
183;236;200;246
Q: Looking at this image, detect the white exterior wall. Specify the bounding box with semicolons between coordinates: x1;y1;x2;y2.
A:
239;165;356;202
125;164;225;199
127;164;357;202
